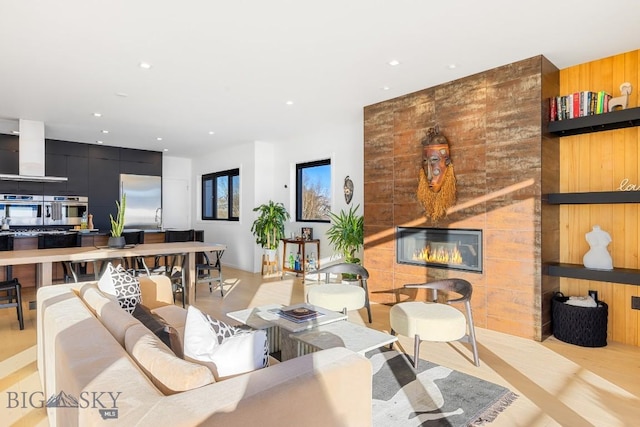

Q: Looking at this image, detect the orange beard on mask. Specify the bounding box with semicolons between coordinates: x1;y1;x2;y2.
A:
416;165;457;223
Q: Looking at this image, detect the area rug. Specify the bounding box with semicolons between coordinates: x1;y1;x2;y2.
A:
367;349;518;426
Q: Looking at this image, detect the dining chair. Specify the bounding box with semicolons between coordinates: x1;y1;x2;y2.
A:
0;235;14;280
389;279;480;368
162;229;195;307
122;230;150;275
0;235;24;330
196;249;225;298
37;233;85;283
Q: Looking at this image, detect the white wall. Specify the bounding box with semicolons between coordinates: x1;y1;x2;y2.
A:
188;117;364;273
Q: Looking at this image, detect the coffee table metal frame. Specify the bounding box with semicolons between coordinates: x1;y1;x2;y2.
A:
226;303;396;360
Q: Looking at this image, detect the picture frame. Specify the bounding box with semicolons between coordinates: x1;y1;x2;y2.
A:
301;227;313;241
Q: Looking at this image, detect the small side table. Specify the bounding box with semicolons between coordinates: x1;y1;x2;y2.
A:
281;238;320;281
261;254;278;275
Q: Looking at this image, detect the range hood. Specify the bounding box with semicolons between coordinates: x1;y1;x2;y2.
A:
0;119;68;182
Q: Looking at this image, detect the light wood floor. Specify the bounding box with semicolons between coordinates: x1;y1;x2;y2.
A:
1;267;639;426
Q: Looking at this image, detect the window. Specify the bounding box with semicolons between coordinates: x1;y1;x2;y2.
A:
296;159;331;222
202;168;239;221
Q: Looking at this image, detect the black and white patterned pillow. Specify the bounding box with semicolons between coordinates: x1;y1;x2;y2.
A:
98;263;142;314
204;314;269;368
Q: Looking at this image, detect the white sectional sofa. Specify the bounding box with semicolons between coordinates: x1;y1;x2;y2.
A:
37;276;372;426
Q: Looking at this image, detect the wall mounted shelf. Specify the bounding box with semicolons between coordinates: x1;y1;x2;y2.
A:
545;262;640;286
548;106;640;136
545;191;640;204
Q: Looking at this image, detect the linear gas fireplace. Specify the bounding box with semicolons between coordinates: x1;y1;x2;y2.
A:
396;227;483;273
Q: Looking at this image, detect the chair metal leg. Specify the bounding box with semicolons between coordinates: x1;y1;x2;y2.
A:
389;329;396;350
16;282;24;330
413;334;421;369
464;301;480;366
361;278;372;323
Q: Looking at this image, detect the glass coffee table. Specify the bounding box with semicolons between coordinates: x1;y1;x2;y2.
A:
226;303;396;361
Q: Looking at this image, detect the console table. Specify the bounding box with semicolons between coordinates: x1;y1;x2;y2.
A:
280;238;320;281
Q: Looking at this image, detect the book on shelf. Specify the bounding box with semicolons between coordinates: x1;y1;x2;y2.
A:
549;90;612;121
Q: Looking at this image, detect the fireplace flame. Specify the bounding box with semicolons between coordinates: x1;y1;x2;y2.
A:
413;244;463;265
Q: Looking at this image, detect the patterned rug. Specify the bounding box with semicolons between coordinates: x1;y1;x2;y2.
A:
367;349;518;426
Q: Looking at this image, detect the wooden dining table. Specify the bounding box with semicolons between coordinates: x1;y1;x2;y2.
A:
0;241;227;306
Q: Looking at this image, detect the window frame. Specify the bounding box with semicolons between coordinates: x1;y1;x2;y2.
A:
201;168;240;221
295;159;331;223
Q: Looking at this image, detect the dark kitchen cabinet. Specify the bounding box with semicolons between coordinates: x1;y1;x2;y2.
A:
65;156;89;195
0;133;162;231
120;148;162;175
0;134;19;174
88;157;120;207
0;134;19;194
44;140;90;196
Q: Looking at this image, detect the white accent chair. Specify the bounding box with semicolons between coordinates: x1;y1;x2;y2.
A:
306;263;372;323
389;279;479;368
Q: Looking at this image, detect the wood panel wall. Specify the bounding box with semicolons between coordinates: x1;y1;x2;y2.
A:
363;56;559;341
559;49;640;346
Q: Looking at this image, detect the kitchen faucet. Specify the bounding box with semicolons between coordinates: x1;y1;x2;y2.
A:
154;208;162;229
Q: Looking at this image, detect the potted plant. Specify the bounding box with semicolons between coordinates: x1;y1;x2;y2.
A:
108;193;126;248
251;200;290;262
326;204;364;268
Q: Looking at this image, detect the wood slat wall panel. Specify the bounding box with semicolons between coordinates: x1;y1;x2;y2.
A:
559;49;640;346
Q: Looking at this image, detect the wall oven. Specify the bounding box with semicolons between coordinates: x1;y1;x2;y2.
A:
44;195;89;226
0;194;44;226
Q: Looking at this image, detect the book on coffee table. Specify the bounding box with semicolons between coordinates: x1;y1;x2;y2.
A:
271;307;324;323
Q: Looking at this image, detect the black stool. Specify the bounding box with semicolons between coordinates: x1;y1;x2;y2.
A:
0;278;24;330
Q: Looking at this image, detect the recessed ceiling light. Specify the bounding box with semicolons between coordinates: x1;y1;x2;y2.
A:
93;112;102;117
116;92;128;97
381;86;390;91
11;130;19;135
96;140;103;144
101;130;109;134
163;148;169;152
388;60;400;66
208;131;215;135
448;64;457;69
285;101;294;105
139;62;152;69
156;137;163;141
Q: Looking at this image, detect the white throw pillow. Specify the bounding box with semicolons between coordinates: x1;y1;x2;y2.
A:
183;305;269;379
98;262;142;314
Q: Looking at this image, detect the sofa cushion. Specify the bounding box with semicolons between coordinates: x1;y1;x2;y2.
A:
138;275;174;309
183;305;269;380
77;282;118;315
98;263;142;313
151;304;188;345
124;323;214;395
98;300;141;347
133;304;183;358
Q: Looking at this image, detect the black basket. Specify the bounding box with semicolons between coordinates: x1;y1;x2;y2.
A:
551;292;608;347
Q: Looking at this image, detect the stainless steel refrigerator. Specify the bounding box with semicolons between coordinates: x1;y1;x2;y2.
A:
120;174;162;230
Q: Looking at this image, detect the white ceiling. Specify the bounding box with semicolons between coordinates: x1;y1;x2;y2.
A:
0;1;638;157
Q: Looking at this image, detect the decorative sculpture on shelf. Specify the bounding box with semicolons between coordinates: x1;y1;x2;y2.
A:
583;225;613;270
416;126;457;223
608;82;632;112
343;176;354;204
